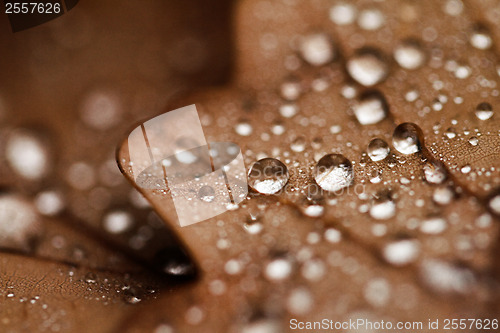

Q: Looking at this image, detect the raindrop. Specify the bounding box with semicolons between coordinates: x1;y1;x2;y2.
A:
6;129;51;181
80;90;121;130
468;137;479;146
423;161;447;184
0;193;41;252
382;239;420;266
280;77;302;101
353;91;388;125
235;121;253;136
394;40;426;70
298;33;335;66
469;25;492;50
357;8;385;31
279;103;299;118
198;185;215;203
419;259;475;294
103;210;134;234
347;48;388;86
489;194;500;215
475;102;494;120
329;3;356;25
420;217;447;234
248;158;289;195
367;138;390;161
369;193;396;220
313;154;354;192
392;123;423;155
265;257;293;281
291;136;306;152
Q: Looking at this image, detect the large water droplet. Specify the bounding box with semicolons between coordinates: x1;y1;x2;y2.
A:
299;33;335;66
313;154;354;192
394;40;426;70
353;91;388;125
347;48;388;86
475;102;494;120
392;123;423;155
367;138;390;161
248;158;289;195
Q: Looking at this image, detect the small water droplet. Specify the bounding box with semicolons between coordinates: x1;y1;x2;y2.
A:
420;217;447;234
271;121;286;135
286;287;313;315
299;33;335;66
475;102;494;120
423;161;447;184
280;76;302;101
123;287;143;305
353;91;388;125
468;137;479;146
235;121;253;136
364;278;390;307
383;239;420;266
461;165;471;174
433;186;454;205
470;24;492;50
244;217;263;235
34;190;65;216
367;138;390;161
489;194;500;215
84;272;97;283
248;158;289;195
329;3;356;26
392;123;423;155
6;129;51;181
357;8;385;31
103;210;134;234
394;40;426;70
291;136;306;152
369;192;396;220
265;257;293;281
198;185;215;203
314;154;354;192
419;259;475;294
279;103;299;118
444;127;456;139
347;48;388;86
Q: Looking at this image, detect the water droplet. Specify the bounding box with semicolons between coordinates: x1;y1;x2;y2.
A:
235;121;253;136
244;217;263;234
394;40;426;70
280;76;302;101
286;287;313;315
423;161;447;184
489;194;500;215
301;203;325;217
383;239;420;266
357;8;385;31
291;136;306;152
103;210;134;234
419;259;475;294
185;306;204;325
347;48;388;86
271;121;286;135
460;164;471;174
367;138;390;161
80;90;121;130
248;158;289;195
314;154;354;192
198;185;215;202
443;0;463;16
324;228;342;243
265;257;293;281
475;102;494;120
123;287;142;305
470;25;492;50
468;137;479;146
369;193;396;220
6;129;51;181
0;193;41;252
433;186;454;205
363;278;390;307
301;259;325;281
152;246;196;279
279;103;299;118
392;123;423;155
84;272;97;283
299;33;335;66
353;91;388;125
34;190;65;216
444;127;456;139
420;217;447;234
329;3;356;25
